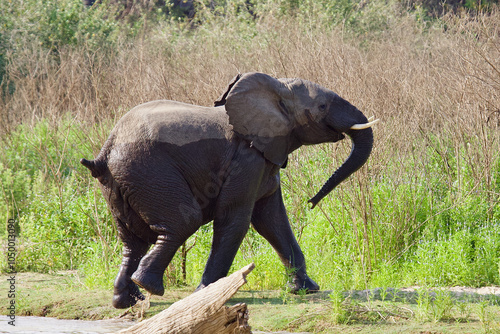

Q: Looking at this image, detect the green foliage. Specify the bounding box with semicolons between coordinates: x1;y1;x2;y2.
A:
415;288;432;321
432;289;454;322
0;0;126;52
329;286;350;324
0;164;30;230
0;119;119;279
18;173;93;272
405;0;498;18
192;0;400;38
402;227;500;287
79;242;121;290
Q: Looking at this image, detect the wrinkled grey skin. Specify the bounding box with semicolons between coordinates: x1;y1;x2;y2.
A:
81;72;374;309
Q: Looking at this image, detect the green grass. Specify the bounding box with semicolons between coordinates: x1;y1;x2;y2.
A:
1;271;500;333
0;119;121;290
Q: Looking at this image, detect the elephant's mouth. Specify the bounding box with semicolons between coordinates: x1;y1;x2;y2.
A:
326;124;346;141
326;116;379;142
303;109;346;142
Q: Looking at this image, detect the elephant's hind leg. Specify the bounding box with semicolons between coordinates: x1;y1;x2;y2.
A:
124;162;204;296
131;232;193;296
128;190;203;295
112;215;150;309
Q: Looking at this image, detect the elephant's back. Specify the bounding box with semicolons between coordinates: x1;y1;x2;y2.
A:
111;100;232;146
101;100;239;222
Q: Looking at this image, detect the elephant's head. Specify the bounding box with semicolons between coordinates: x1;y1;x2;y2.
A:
216;72;378;208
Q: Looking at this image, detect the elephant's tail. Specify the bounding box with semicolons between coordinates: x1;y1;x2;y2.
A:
81;134;114;180
80;158;107;179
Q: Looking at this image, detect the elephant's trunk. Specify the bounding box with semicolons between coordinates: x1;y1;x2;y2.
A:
309;127;374;208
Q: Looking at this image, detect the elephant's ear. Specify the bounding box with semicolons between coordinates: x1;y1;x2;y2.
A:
214;74;241;107
224;72;294;166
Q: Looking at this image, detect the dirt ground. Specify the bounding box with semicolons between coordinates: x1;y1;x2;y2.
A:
1;271;500;333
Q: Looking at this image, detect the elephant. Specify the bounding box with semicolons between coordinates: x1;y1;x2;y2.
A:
80;72;378;308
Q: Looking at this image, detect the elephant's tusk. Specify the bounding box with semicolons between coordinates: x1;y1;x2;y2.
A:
368;116;375;122
350;119;380;130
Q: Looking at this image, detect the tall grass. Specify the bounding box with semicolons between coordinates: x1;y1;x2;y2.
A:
1;0;499;290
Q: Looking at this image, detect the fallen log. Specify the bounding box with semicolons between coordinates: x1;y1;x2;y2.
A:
118;263;255;334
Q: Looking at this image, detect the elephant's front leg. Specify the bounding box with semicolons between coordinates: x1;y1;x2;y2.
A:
251;187;320;293
197;207;252;290
196;158;265;290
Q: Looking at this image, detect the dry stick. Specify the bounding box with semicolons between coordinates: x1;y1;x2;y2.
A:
117;263;255;334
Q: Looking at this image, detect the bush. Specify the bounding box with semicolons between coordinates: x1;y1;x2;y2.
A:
0;119;119;279
0;0;126;52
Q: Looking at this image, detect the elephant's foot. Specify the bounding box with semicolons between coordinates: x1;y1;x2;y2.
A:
131;269;165;296
112;282;145;309
288;274;320;294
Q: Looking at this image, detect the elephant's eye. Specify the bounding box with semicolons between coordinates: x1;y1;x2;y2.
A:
319;104;327;111
279;100;290;114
